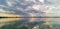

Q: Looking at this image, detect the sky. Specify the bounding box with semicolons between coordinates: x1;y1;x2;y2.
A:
0;0;60;17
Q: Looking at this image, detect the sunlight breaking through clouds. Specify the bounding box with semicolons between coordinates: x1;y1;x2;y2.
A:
6;0;12;6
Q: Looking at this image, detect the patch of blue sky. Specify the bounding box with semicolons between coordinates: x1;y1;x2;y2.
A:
48;7;60;13
0;0;7;5
46;0;60;5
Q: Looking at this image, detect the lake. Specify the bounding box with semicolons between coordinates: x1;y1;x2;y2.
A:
0;18;60;29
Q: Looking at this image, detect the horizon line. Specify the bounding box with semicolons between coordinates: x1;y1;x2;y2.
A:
0;17;60;18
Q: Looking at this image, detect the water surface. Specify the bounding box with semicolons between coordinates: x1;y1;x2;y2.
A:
0;18;60;29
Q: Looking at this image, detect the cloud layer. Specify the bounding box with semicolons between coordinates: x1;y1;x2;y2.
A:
0;0;60;17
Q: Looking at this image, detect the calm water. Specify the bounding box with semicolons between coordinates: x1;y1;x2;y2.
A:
0;18;60;29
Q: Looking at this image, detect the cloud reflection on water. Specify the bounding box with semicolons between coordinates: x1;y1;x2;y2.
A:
0;18;60;27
